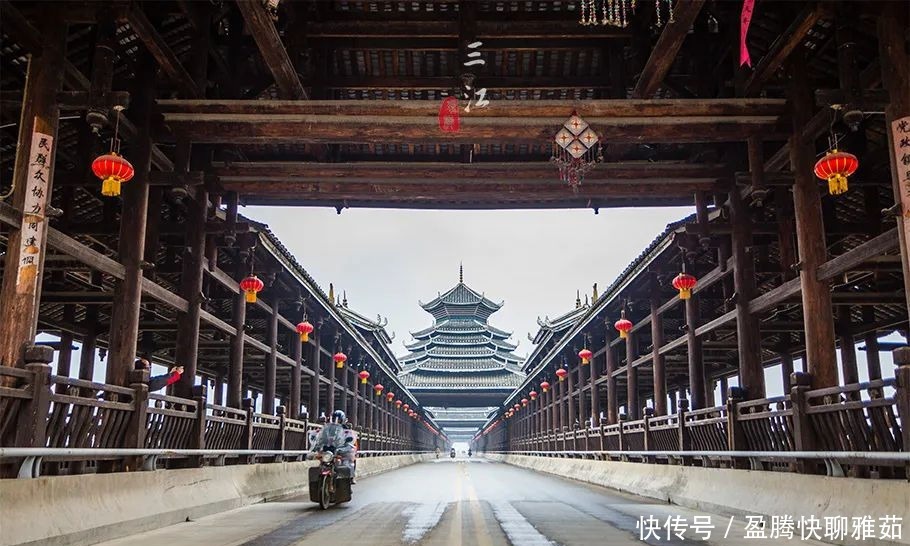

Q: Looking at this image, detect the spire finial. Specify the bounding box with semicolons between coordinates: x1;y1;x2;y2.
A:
592;282;598;302
575;290;581;308
328;283;335;305
342;291;347;307
459;262;463;283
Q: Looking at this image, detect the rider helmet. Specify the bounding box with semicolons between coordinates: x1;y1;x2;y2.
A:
331;410;346;424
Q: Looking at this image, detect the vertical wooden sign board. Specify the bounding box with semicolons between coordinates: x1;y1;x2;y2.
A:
17;121;54;295
893;116;910;258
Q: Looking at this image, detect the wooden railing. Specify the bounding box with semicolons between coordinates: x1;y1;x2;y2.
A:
496;370;908;478
0;352;436;477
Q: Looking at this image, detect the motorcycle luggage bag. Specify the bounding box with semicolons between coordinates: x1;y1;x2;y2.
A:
308;466;323;502
333;477;352;503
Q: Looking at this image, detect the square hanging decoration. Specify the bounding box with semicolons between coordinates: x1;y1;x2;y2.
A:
551;111;603;188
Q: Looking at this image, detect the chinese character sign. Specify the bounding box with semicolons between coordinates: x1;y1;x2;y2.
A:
892;116;910;258
17;122;53;295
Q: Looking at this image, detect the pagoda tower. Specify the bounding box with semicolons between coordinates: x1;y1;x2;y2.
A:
398;267;525;413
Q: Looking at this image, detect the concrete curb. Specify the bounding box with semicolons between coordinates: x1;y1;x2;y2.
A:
0;454;433;546
486;454;910;546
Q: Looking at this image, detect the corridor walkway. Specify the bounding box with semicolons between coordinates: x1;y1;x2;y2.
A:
96;458;830;546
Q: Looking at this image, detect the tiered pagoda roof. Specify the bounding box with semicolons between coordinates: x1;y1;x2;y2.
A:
398;270;525;391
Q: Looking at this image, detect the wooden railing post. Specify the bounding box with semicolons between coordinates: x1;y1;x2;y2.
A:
642;407;653;451
277;405;287;452
890;348;909;478
677;398;690;452
242;397;254;454
789;372;816;473
191;385;207;467
725;387;746;459
125;364;150;449
15;345;53;448
617;413;626;458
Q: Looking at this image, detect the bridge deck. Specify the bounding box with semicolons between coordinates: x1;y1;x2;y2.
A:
96;459;826;546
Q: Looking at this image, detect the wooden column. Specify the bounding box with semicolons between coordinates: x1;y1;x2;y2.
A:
0;14;66;369
106;54;154;387
264;300;279;414
173;184;208;398
227;261;247;408
78;307;98;380
327;338;336;414
213;376;224;406
567;365;577;428
779;351;794;393
686;293;706;409
729;188;765;398
290;333;301;419
837;307;859;386
863;308;882;381
605;326;618;424
788;52;839;388
650;297;667;415
590;343;601;427
626;331;640;419
878;3;910;318
57;307;75;377
309;335;321;419
350;368;359;424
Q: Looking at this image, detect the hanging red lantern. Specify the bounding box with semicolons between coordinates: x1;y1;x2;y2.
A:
403;404;410;412
578;348;593;365
358;370;370;384
555;368;568;381
395;400;403;408
614;310;633;339
672;272;697;300
514;403;521;411
92;153;135;197
814;149;858;195
529;390;538;401
386;392;395;402
374;384;384;396
521;398;528;407
296;321;314;342
333;352;347;369
540;381;550;393
239;275;264;303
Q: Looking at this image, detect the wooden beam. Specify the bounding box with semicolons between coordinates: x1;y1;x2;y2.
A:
235;0;307;100
817;229;900;281
125;5;202;98
744;4;827;97
300;19;629;40
631;0;706;99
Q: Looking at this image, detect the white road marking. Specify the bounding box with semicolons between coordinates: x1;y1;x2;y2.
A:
490;501;555;546
402;502;447;543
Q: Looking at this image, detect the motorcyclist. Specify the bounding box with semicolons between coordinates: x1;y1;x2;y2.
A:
310;410;346;455
338;420;358;483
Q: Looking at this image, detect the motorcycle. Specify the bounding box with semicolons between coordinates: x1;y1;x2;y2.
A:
450;448;456;458
308;445;353;510
468;449;472;457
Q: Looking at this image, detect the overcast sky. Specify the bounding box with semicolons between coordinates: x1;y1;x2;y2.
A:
245;205;694;358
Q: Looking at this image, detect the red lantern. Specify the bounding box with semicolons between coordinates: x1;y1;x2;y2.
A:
333;352;347;369
239;275;264;303
814;149;858;195
540;381;550;393
92;153;135;197
296;321;314;342
578;348;593;365
555;368;568;381
386;392;395;402
395;400;403;408
403;404;410;412
514;403;521;411
521;398;528;407
358;370;370;384
529;390;538;401
615;310;633;339
374;384;384;396
672;272;697;300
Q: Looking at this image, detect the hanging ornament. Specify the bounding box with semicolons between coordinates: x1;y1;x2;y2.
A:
395;400;403;408
374;383;384;396
814;150;858;196
672;272;698;300
386;392;395;402
521;398;529;407
91;106;134;197
514;403;521;411
403;404;410;412
239;275;264;303
540;381;550;393
578;348;593;365
529;390;538;401
551;111;603;189
296;321;314;342
556;368;568;381
577;0;673;28
614;309;633;339
358;370;370;384
333;352;347;369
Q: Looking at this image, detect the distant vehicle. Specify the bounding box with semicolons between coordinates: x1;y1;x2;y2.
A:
450;447;456;458
468;448;472;457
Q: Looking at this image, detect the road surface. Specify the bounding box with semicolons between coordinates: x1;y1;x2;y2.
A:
97;457;829;546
